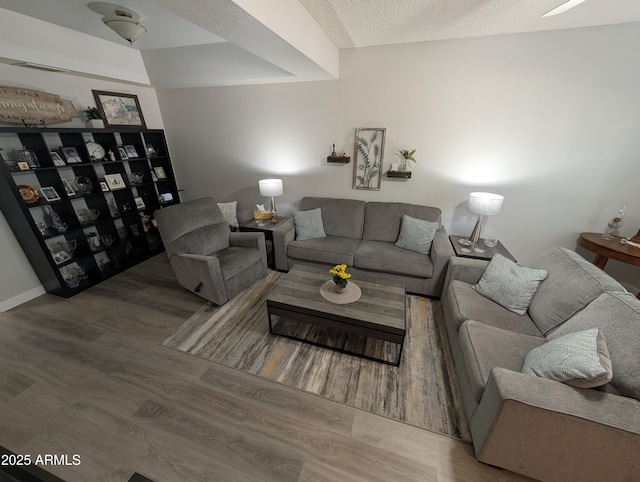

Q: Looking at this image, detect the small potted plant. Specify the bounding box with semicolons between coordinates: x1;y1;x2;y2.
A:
329;263;351;293
82;107;106;128
398;149;417;172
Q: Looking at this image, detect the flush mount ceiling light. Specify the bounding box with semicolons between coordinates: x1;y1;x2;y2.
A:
542;0;587;17
101;7;147;44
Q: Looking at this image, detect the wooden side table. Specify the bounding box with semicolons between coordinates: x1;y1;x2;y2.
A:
578;232;640;299
239;217;290;268
449;235;516;262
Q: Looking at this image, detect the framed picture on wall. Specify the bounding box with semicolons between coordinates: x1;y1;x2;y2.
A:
92;90;146;128
353;127;385;190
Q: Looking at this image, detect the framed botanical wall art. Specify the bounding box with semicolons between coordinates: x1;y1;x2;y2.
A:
92;90;146;128
353;127;385;190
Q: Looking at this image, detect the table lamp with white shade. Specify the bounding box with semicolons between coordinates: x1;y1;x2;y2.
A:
259;178;283;223
459;192;504;246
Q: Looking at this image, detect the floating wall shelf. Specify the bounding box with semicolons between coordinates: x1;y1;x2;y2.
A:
327;156;350;164
387;171;412;179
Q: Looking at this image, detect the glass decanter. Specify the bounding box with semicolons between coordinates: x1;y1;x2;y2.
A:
602;205;626;240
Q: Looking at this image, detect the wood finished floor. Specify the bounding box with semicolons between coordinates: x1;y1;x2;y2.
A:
0;254;535;482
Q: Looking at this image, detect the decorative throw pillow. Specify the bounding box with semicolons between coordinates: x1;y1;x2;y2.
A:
292;208;326;241
473;254;548;315
217;201;239;228
522;328;613;388
395;215;440;254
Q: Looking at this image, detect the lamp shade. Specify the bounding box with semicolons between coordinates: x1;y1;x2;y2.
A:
259;179;283;197
467;192;504;216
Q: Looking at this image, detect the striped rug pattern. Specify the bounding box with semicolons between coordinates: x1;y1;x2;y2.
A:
162;271;471;442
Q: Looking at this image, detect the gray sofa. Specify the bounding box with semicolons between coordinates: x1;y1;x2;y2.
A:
441;246;640;481
273;197;454;297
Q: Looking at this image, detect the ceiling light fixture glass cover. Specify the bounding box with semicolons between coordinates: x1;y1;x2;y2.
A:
102;9;147;44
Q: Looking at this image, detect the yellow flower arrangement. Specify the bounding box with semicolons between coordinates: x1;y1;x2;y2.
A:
329;263;351;288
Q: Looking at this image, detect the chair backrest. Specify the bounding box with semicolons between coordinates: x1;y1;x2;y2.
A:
154;197;230;257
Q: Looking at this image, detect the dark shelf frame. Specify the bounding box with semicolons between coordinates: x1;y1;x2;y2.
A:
0;126;180;297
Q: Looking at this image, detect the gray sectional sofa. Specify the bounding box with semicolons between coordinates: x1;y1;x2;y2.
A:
441;246;640;481
273;197;454;297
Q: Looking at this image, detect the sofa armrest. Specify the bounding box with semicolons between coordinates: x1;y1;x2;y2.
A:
428;227;456;298
273;218;295;271
471;367;640;481
443;256;489;290
170;253;227;304
229;231;267;272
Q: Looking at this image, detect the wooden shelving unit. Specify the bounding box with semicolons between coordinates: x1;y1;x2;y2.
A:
0;126;180;297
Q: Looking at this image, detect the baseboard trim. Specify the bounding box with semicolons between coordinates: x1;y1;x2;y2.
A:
0;286;46;312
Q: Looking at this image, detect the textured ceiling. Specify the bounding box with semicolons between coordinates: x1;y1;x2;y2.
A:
299;0;640;48
2;0;640;87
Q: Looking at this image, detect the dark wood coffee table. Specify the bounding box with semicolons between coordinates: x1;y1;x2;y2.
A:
266;264;406;366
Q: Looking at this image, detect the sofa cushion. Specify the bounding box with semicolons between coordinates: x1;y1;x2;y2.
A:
395;215;439;255
548;291;640;400
447;280;543;336
288;236;360;266
473;254;548;315
528;247;626;335
170;223;230;255
299;197;366;239
522;328;613;388
292;208;326;241
354;239;433;278
460;320;545;402
362;202;441;242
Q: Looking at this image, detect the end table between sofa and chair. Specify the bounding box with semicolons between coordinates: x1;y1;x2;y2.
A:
239;217;289;268
449;235;516;262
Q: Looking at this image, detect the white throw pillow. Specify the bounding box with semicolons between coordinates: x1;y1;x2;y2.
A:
522;328;613;388
473;254;547;315
217;201;239;228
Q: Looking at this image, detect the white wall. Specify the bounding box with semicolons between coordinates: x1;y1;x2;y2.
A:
157;23;640;289
0;63;164;310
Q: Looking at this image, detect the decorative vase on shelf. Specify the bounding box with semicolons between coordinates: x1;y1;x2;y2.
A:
398;148;416;173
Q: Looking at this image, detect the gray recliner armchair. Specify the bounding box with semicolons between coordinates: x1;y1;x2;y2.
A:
154;197;267;305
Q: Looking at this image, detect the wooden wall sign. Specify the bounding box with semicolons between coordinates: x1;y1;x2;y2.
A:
0;86;78;125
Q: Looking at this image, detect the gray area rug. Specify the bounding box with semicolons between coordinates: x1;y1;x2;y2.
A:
162;271;471;442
